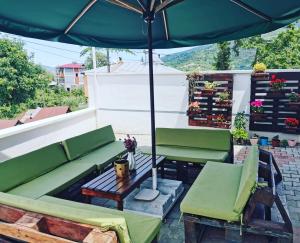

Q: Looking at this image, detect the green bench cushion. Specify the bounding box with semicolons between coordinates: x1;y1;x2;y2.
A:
234;146;259;214
8;162;96;199
0;192;130;243
156;128;231;151
140;145;229;163
39;195;161;243
62;125;116;160
73;141;126;170
0;143;68;192
180;162;242;222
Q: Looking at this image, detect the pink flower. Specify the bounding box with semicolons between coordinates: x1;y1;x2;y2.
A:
250;100;263;107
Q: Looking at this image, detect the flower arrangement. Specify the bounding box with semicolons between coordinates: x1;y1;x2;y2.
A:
203;81;218;90
216;114;226;123
287;92;300;103
269;74;286;91
253;62;267;73
285;118;299;128
188;101;200;111
123;135;137;152
250;100;264;113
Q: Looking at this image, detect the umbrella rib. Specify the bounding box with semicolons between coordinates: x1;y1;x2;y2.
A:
64;0;98;34
136;0;146;12
106;0;143;14
155;0;184;14
160;0;169;40
230;0;272;22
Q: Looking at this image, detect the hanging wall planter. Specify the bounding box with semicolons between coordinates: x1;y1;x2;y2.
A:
251;112;267;121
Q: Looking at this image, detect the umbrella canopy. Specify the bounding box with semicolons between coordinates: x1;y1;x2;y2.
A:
0;0;299;49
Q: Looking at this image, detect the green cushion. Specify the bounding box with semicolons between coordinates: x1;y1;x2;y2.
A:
0;192;130;243
0;143;68;192
180;162;242;222
62;125;116;160
8;162;96;199
140;145;229;163
73;141;126;170
156;128;231;151
39;195;161;243
234;146;259;214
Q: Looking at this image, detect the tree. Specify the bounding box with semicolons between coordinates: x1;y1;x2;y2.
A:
0;39;51;118
213;41;231;70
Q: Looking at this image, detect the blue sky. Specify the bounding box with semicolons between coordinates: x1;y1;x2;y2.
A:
0;32;193;67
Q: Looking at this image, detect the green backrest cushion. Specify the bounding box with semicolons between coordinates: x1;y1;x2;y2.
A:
233;146;259;214
62;125;116;160
0;143;68;192
156;128;231;151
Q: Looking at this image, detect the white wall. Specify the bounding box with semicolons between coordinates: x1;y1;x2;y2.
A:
88;69;300;143
0;108;97;162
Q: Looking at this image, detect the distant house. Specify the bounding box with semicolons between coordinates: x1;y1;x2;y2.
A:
56;63;86;91
0;106;71;129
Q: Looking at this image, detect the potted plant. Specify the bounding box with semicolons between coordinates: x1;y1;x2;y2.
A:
253;62;267;73
250;133;259;145
234;112;248;130
114;157;129;178
271;135;280;147
216;90;231;107
215;114;230;128
232;128;249;145
259;136;269;146
288;139;297;147
281;139;288;147
267;74;286;98
123;135;137;171
250;100;266;121
285;118;299;132
202;81;218;96
287;92;300;110
187;101;201;116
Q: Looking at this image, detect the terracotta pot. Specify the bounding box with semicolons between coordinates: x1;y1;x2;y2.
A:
114;159;129;178
250;138;259;145
272;139;280;147
288;139;297;147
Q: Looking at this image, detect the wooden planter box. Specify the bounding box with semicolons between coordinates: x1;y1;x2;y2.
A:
201;89;216;96
251;112;267;121
285;126;299;133
266;90;285;98
215;122;231;129
187;110;201;116
286;102;300;111
215;100;232;107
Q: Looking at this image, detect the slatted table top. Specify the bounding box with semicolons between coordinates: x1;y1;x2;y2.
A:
81;153;165;199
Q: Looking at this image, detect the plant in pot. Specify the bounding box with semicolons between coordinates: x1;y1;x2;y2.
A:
215;114;229;128
232;128;249;145
124;135;137;171
187;101;201;116
287;92;300;110
268;74;286;98
234;112;248;130
288;139;297;147
202;81;218;96
114;156;129;178
284;118;299;132
250;133;259;146
250;100;265;121
271;135;280;147
216;90;231;107
253;62;267;73
281;139;288;147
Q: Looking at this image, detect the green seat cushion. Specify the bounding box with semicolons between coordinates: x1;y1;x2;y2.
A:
140;145;228;163
73;141;126;170
8;162;96;199
156;128;231;151
234;146;259;214
0;143;68;192
0;192;130;243
63;125;116;160
180;162;242;222
39;195;161;243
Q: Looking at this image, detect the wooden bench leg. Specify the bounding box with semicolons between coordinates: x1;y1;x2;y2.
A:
184;217;199;243
225;229;242;243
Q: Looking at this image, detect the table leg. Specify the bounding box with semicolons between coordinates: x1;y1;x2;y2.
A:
160;161;165;178
117;200;123;211
84;195;91;204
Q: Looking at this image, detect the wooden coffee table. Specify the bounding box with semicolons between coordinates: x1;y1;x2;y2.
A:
81;152;165;210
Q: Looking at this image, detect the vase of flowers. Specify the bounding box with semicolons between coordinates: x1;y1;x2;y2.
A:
216;91;231;107
285;118;299;132
268;75;286;98
253;63;267;73
287;92;300;110
250;100;266;121
202;81;218;96
187;101;201;116
124;135;137;171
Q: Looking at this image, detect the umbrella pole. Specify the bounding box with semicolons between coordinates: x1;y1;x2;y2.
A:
147;16;158;191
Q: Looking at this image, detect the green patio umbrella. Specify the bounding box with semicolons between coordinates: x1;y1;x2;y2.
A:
0;0;300;198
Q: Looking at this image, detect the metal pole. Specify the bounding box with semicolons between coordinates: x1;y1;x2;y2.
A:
147;15;157;190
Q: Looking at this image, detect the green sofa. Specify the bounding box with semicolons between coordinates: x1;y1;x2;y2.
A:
0;125;161;243
141;128;233;164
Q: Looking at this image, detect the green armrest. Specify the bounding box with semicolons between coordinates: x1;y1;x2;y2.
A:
156;128;232;151
8;162;96;199
140;145;229;164
0;192;131;243
62;125;116;160
0;143;68;192
39;195;161;243
180;162;242;222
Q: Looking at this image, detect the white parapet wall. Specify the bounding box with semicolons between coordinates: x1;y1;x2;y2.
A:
0;108;97;162
88;69;300;143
